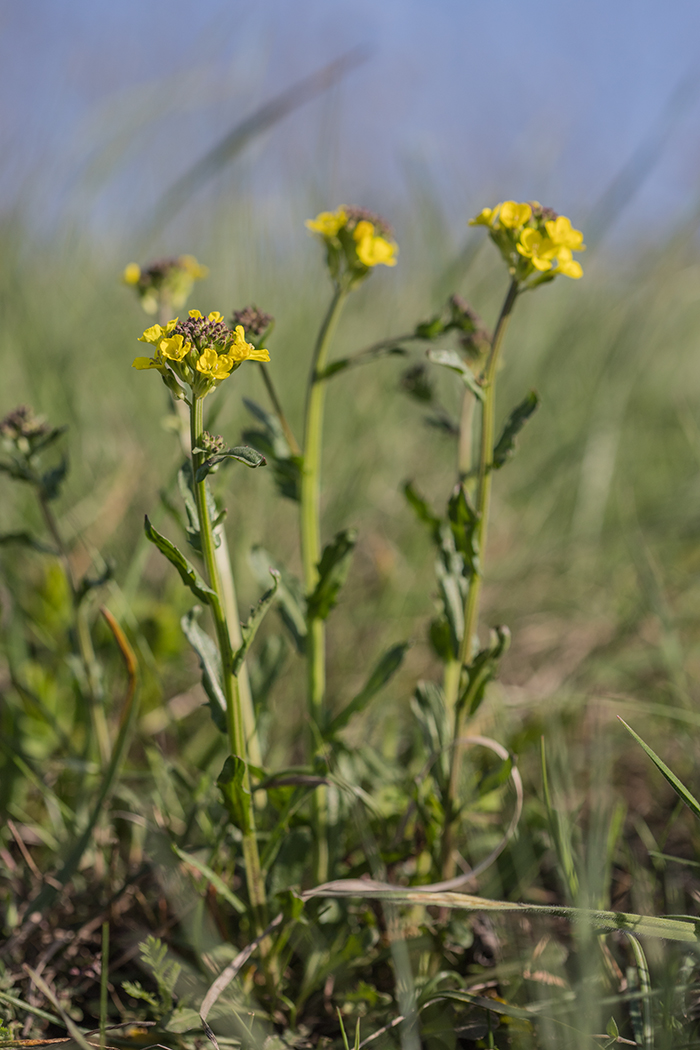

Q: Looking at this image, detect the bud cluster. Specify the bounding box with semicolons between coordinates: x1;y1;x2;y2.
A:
123;255;208;314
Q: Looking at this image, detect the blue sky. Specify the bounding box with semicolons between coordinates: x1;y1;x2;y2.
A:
2;0;700;242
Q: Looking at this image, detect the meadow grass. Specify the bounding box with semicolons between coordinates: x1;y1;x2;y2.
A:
2;186;700;1046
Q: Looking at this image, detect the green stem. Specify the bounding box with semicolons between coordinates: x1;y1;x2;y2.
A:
189;396;268;933
441;277;519;878
300;283;348;885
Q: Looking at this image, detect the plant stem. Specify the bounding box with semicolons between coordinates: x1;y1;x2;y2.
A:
300;283;348;884
441;277;519;878
189;395;268;933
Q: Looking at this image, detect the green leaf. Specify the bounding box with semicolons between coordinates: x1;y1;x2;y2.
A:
541;737;579;902
403;481;442;545
426;347;484;401
243;398;300;501
232;571;280;675
249;546;307;652
618;718;700;821
411;681;450;792
326;642;410;736
436;561;464;658
163;1008;202;1034
181;607;226;732
492;391;539;469
307;528;358;621
447;485;479;577
144;516;216;606
217;755;251;833
195;445;266;483
457;625;510;718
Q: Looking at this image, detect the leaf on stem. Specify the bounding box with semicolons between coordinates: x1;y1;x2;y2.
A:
249;546;307;652
307;528;358;621
217;754;252;833
232;570;280;676
426;348;484;402
447;485;479;577
195;445;266;483
40;459;68;501
492;391;540;469
0;531;57;554
181;607;226;732
243;398;301;501
458;625;510;718
403;481;442;546
326;642;410;736
144;516;216;605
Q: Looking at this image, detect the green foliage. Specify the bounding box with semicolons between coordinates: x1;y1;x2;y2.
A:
306;528;358;620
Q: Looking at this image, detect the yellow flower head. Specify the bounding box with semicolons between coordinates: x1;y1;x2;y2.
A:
544;215;586;252
353;220;398;268
499;201;532;229
306;208;348;238
133;311;270;394
469;206;499;227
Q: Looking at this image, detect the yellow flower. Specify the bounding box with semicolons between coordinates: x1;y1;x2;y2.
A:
498;201;532;229
196;347;235;380
138;319;178;345
305;208;348;237
516;228;557;271
132;356;163;371
353;221;398;267
544;216;585;251
228;325;270;363
469;206;499;227
123;262;141;285
553;247;583;279
159;333;190;361
207;311;224;323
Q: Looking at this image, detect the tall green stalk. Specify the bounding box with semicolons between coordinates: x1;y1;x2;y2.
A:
300;283;348;883
441;277;519;878
189;395;268;930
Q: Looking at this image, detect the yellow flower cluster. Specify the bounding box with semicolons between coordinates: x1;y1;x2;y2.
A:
123;255;209;314
306;206;398;283
133;310;269;397
470;201;585;282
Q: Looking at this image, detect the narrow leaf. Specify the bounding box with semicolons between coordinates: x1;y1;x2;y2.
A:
307;528;358;621
144;516;216;605
249;546;307;651
327;642;410;736
618;717;700;821
492;391;539;469
458;625;510;718
447;485;479;576
427;347;484;401
403;481;441;545
195;445;266;483
172;844;245;913
232;571;280;676
181;608;226;732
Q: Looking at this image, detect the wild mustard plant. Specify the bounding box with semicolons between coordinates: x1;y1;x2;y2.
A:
132;309;273;941
123;254;208;315
404;200;585;879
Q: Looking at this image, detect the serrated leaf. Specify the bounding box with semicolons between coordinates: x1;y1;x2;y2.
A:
307;528;358;621
447;485;479;577
181;607;226;732
232;570;280;675
492;390;539;469
326;642;410;736
403;481;441;545
427;347;484;401
195;445;266;482
249;546;307;652
144;515;216;605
